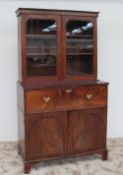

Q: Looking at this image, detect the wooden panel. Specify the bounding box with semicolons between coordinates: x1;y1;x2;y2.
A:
18;16;22;81
25;111;68;160
25;85;107;113
18;107;25;157
17;83;25;112
69;107;107;153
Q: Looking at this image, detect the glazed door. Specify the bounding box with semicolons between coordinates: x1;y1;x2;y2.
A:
69;107;107;154
25;111;68;160
23;15;62;82
62;16;97;80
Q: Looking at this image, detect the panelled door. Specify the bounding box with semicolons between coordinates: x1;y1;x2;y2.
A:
25;111;68;160
68;107;107;154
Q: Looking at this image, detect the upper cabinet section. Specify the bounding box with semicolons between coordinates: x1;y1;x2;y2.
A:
16;8;99;83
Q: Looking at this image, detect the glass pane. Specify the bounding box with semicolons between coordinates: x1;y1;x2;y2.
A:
26;19;57;77
66;20;94;76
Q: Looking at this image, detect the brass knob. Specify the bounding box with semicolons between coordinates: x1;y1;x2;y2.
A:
85;94;93;100
65;89;72;94
43;96;51;102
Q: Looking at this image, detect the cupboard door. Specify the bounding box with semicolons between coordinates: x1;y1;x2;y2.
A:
25;111;68;160
69;107;107;154
62;16;97;80
23;15;62;81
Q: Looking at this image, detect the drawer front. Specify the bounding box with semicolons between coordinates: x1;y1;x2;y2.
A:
25;89;61;113
26;85;107;113
73;85;107;108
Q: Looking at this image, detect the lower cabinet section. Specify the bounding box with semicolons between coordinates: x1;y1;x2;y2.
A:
69;107;107;154
25;111;68;160
25;107;107;161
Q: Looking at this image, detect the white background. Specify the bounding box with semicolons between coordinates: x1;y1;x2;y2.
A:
0;0;123;141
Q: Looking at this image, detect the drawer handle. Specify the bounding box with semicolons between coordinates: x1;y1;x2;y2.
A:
85;94;93;100
65;89;72;94
43;96;51;102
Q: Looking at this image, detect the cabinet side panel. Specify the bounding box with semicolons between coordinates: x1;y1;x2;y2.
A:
18;16;22;81
17;83;25;112
18;107;25;158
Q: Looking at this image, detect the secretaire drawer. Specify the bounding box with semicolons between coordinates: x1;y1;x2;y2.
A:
25;85;107;113
25;88;61;113
73;85;107;108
